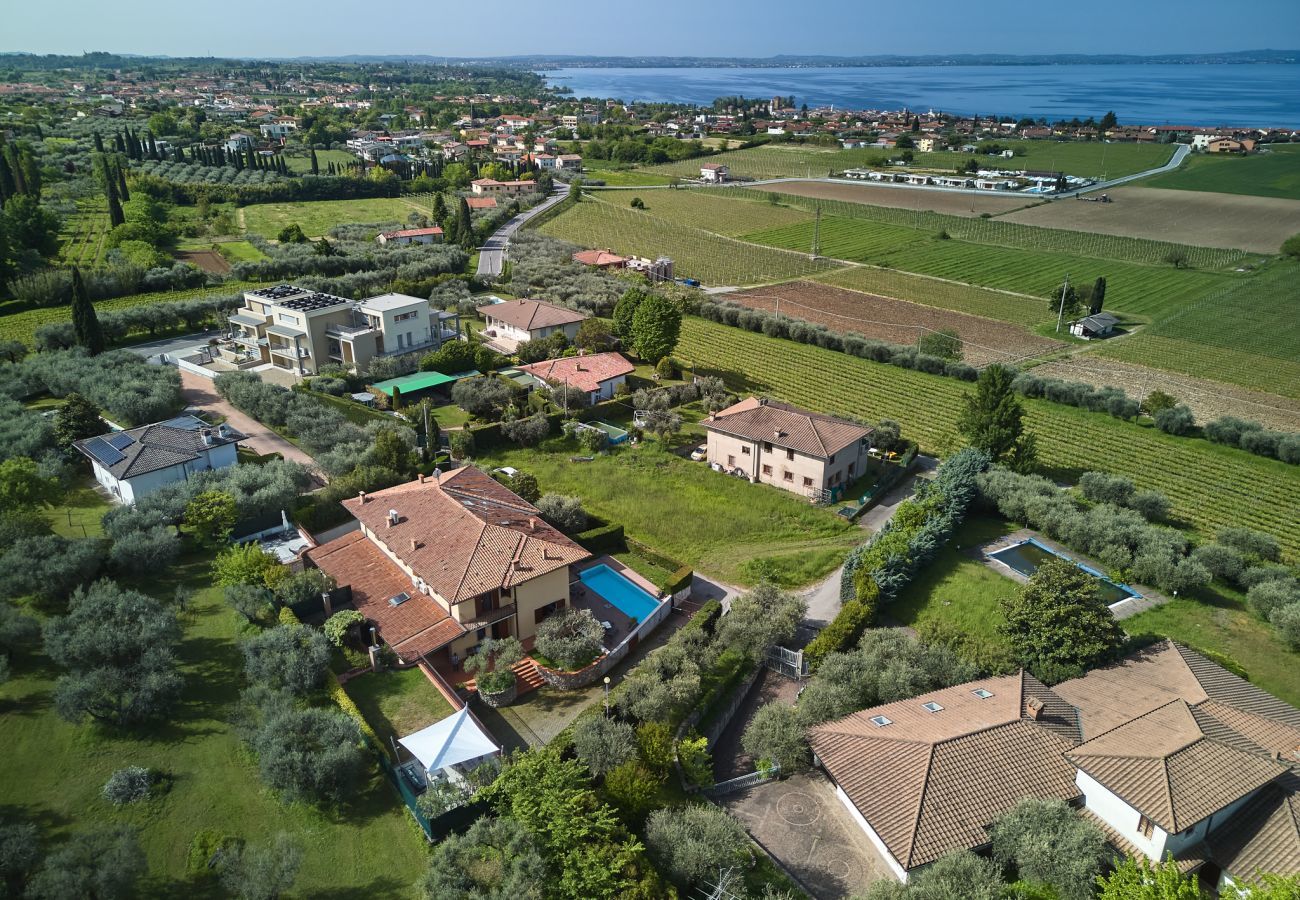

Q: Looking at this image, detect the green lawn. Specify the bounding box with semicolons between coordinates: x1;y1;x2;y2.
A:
1143;144;1300;200
582;166;674;187
0;550;428;897
45;479;112;539
344;667;455;744
475;437;860;586
240;197;439;239
216;240;269;264
281;148;357;175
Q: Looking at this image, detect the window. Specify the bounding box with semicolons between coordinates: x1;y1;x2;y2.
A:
803;476;813;488
741;446;751;455
277;313;298;325
971;688;994;699
786;448;794;461
783;471;793;482
762;464;772;476
1138;815;1155;839
394;310;419;322
763;442;772;453
727;455;735;467
922;701;944;713
870;715;892;727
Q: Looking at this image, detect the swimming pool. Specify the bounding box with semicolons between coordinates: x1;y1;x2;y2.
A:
989;539;1140;605
579;564;661;622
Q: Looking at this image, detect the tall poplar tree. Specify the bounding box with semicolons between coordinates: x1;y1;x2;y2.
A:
70;267;105;355
309;148;319;175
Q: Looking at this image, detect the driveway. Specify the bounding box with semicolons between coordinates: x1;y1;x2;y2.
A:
476;188;569;278
723;771;895;899
178;370;325;481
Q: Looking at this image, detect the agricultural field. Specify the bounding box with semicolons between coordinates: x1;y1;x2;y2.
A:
746;215;1235;316
581;165;674;187
1029;355;1300;431
1002;186;1300;254
759;179;1032;216
536;196;844;285
280;147;357;174
1142;143;1300;200
677;316;1300;561
0;281;272;347
602;189;812;236
728;281;1064;366
1092;260;1300;400
56;198;111;268
644;141;1174;181
240;195;440;239
815;267;1048;327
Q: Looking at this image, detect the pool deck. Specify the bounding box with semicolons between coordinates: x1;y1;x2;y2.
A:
975;529;1171;620
571;556;666;649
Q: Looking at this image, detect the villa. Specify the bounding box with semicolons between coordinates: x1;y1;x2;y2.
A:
75;415;245;505
518;351;635;405
476;298;587;353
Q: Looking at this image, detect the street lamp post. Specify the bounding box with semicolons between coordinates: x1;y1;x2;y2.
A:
603;676;611;717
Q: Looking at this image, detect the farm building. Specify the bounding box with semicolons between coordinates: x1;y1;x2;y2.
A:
1070;312;1119;340
376;226;443;246
700;162;729;183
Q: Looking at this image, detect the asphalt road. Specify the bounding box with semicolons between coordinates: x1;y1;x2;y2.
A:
475;188;570;278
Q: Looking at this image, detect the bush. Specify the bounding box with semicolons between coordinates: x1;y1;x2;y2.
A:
1271;602;1300;650
500;412;551;446
1217;526;1282;563
601;760;661;828
573;522;624;553
448;428;475;459
102;767;154;805
1153;404;1195;436
323;609;365;647
741;702;808;772
644;805;751;886
1129;489;1171;522
109;525;180;573
1248;579;1300;620
534;607;604;670
1078;471;1135;507
241;625;331;696
654;356;680;379
218;833;303;900
571;715;636;776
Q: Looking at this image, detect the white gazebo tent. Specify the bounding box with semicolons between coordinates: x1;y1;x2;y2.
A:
397;706;499;782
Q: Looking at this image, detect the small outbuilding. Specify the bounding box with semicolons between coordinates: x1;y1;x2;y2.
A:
1069;312;1119;340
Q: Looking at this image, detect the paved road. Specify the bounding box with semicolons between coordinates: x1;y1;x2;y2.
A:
475;189;569;278
800;456;937;633
177;370;326;482
128;330;223;363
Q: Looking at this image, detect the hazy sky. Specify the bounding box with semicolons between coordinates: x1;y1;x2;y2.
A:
6;0;1299;59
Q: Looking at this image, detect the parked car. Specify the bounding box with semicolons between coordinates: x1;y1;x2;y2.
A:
689;444;708;461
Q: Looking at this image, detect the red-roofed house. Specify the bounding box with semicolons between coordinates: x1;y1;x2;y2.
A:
476;298;587;352
465;196;498;210
375;226;443;246
307;467;590;667
572;248;627;269
470;178;538;197
518;352;635;404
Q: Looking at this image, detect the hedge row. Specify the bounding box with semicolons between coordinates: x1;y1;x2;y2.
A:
574;523;625;554
805;449;990;668
664;565;693;597
329;672;390;762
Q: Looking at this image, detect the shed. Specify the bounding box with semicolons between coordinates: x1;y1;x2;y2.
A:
1069;312;1119;340
370;369;480;398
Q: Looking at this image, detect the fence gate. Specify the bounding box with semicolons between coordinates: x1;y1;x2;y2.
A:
765;645;808;679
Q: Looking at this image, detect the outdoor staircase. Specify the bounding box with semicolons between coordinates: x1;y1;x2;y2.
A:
463;658;545;697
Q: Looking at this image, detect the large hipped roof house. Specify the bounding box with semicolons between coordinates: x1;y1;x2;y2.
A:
476;298;587;353
74;415;245;505
811;641;1300;891
307;466;590;664
518;352;635;405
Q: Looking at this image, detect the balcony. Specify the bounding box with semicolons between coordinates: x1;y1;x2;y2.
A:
268;343;310;359
230;333;267;349
459;602;517;632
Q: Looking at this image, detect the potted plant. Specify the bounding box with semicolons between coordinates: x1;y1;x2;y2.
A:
465;637;523;707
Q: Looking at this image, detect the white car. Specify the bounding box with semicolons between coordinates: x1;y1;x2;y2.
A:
493;466;519;478
689;444;708;462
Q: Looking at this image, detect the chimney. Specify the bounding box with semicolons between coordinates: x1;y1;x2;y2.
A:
1025;697;1044;720
410;538;421;553
217;423;230;438
417;473;426;483
201;428;215;447
774;429;781;439
358;491;367;503
528;517;538;532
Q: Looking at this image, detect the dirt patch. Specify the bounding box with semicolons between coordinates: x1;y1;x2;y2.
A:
712;669;802;781
766;180;1032;217
176;249;232;275
1002;186;1300;255
1033;353;1300;431
731;281;1064;366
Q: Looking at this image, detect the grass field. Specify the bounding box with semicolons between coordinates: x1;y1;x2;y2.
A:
281;148;357;175
344;667;454;744
537;196;844;286
0;547;427;897
677;316;1300;561
643;141;1174;181
57;198;111;268
611;189;812;236
884;516;1300;707
581;165;674;187
240;196;440;239
474;438;860;586
1143;143;1300;200
1094;260;1300;399
0;281;274;347
216;240;269;263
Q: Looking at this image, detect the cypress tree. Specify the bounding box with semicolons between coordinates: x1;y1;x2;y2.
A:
310;148;319;175
0;151;13;205
455;197;473;250
432;193;447;227
18;145;40;198
116;162;130;202
93;131;105;153
114;131;125;153
246;145;256;170
6;145;27;196
1089;277;1107;315
70;267;105;355
100;156;124;227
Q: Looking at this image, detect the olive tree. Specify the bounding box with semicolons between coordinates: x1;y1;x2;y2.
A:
241;625;331;696
571;715;636;776
534;607;603;670
218;833;303;900
418;817;546;900
741;702;809;772
644;805;750;885
535;494;588;533
990;798;1106;900
25;826;145;900
250;704;365;805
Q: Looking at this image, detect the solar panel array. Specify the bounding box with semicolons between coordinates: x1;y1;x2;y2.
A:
105;431;136;450
82;436;125;467
281;292;348;312
250;284;307;300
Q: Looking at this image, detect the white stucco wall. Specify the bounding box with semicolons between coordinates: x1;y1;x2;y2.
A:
1077;770;1169;859
832;783;910;882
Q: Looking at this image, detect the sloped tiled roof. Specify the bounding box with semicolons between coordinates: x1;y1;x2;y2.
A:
339;467;589;605
74;418;245;480
704;397;872;461
1067;700;1289;834
518;352;635;394
1208;774;1300;881
307;530;464;658
809;672;1080;871
476;298;587;332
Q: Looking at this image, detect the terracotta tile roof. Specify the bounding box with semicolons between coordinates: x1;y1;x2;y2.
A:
465;197;497;209
306;531;464;658
572;249;627;267
1067;700;1289;834
517;352;635;395
810;672;1080;870
1207;774;1300;881
379;226;443;239
705;397;872;461
475;298;587;332
340;467;589;605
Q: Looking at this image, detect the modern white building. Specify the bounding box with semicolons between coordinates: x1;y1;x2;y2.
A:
74;416;245;505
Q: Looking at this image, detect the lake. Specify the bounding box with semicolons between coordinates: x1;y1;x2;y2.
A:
544;64;1300;127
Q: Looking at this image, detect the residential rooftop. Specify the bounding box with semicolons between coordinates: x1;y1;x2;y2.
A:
705;397;873;460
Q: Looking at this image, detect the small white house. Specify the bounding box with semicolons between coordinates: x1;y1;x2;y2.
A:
74;416;244;505
700;162;729;183
1069;312;1119;340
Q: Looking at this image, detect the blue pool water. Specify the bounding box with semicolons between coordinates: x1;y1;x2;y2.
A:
989;539;1140;604
580;564;661;622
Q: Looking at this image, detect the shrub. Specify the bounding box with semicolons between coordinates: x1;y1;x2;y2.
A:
635;721;676;775
464;636;524;696
654;356;680;379
1078;471;1135;507
418;816;546;900
534;607;604;670
644;805;751;886
212;542;281;587
323;609;365;647
1271;603;1300;650
224;584;275;623
218;833;303;900
109;525;180;572
571;715;636;776
448;428;475;459
741;702;809;772
102;767;154;805
501;412;551;447
1218;526;1282;563
241;625;331;696
1190;543;1246;584
1153;404;1195;436
1248;580;1300;620
601;760;661;828
1129;489;1171;522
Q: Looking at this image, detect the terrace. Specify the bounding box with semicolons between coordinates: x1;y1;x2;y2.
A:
570;556;668;650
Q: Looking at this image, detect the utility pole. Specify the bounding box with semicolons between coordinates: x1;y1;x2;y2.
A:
1055;273;1071;334
811;203;821;258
